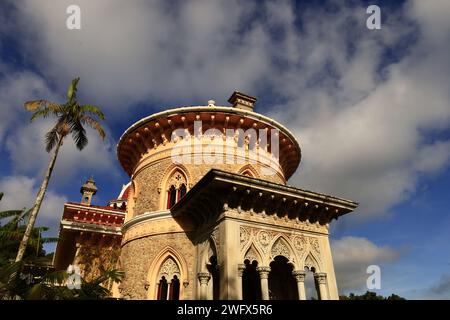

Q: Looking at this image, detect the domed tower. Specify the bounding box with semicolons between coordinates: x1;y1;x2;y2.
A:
116;91;357;300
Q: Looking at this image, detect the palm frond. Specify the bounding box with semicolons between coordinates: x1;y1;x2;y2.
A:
79;104;105;120
70;119;88;150
81;115;106;139
90;269;124;286
0;261;24;282
30;102;62;121
39;270;68;286
0;229;25;241
45;126;60;152
2;207;29;227
0;210;23;219
67;77;80;101
39;237;59;244
24;100;44;111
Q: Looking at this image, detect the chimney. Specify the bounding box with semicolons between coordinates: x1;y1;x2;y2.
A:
228;91;257;112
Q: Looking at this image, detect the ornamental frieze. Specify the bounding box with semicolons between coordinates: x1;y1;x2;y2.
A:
239;225;323;267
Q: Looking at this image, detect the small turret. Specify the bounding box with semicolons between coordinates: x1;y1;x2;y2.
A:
80;176;97;205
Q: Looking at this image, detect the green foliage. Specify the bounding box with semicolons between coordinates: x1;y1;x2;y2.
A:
339;291;406;300
0;194;54;268
0;260;123;300
0;190;123;300
24;77;106;152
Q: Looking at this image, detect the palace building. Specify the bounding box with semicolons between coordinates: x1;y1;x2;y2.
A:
53;91;358;300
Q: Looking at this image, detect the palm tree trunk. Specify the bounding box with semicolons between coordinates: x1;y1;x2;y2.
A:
15;136;63;262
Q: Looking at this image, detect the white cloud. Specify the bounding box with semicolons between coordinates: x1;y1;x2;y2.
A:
13;0;270;110
0;175;67;234
3;0;450;225
267;0;450;221
5;117;119;188
332;236;400;292
0;68;56;145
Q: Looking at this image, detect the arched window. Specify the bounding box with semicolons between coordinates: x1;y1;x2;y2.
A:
156;257;181;300
157;276;168;300
242;260;262;300
165;170;188;209
178;184;187;199
168;185;177;209
169;275;180;300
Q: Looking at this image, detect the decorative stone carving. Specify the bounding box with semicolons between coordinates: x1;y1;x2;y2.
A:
168;170;187;189
256;266;271;279
237;264;246;277
257;230;272;252
271;238;291;259
240;226;250;249
157;257;180;280
309;237;320;254
292;270;306;282
244;246;259;263
197;272;211;285
314;272;327;284
292;235;307;252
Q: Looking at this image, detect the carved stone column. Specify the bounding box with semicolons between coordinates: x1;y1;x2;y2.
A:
314;273;329;300
257;266;271;300
237;264;246;300
292;270;306;300
198;272;211;300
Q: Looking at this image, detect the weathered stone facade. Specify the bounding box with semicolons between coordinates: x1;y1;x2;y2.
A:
112;92;358;300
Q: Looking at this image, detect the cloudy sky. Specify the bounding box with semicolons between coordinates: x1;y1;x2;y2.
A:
0;0;449;299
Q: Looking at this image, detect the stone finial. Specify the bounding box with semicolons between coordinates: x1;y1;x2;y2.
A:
228;91;257;111
208;100;216;107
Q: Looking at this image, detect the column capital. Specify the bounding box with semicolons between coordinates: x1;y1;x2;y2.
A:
237;264;246;277
292;270;306;282
256;266;271;279
314;272;327;284
197;272;211;285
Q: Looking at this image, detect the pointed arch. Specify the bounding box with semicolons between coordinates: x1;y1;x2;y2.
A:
159;163;192;191
159;165;191;210
238;164;259;178
243;243;264;265
269;236;296;268
146;246;189;300
303;252;321;273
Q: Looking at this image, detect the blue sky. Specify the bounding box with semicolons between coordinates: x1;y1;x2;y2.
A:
0;0;449;299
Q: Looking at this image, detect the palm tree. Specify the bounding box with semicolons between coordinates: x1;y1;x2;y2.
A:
15;77;106;262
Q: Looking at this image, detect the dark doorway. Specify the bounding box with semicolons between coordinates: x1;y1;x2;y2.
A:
268;256;298;300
